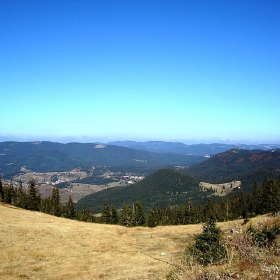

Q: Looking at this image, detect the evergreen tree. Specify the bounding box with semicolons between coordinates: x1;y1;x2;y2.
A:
64;195;76;219
193;204;204;224
132;201;146;226
120;204;133;227
162;206;175;225
147;205;159;227
50;187;62;217
110;206;119;224
15;179;27;208
79;206;94;222
40;196;52;214
101;201;111;224
183;198;194;224
252;181;262;215
3;181;15;204
189;217;227;265
203;199;216;221
27;178;41;211
261;179;280;214
239;191;249;219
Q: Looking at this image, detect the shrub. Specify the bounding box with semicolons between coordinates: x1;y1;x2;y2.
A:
189;218;227;265
247;224;278;247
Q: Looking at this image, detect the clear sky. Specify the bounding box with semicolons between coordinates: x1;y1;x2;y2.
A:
1;0;280;144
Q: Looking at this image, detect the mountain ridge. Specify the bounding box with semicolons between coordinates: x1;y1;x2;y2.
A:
187;148;280;184
0;141;204;178
108;140;280;156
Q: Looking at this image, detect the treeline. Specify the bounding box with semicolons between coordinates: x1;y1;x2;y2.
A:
0;177;279;227
0;178;82;220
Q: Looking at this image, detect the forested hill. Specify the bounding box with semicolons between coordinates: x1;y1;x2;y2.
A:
0;141;204;177
187;148;280;188
76;169;204;213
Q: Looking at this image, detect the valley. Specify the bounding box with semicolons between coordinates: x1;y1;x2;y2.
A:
4;166;147;204
1;141;280;279
1;141;280;214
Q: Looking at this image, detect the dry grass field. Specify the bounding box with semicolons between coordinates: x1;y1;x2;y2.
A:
1;203;279;280
0;203;198;279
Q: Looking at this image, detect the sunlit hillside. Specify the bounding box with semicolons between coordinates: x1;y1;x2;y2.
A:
0;203;279;279
0;203;196;279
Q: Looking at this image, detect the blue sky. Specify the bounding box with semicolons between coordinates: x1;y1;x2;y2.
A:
1;0;280;144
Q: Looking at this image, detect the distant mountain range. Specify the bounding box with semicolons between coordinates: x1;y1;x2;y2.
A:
1;141;280;214
0;141;204;178
108;140;280;156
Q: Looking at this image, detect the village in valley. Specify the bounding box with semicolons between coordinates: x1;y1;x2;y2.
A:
5;166;145;203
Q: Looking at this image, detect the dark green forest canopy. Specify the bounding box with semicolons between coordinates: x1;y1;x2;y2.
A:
76;169;205;213
187;149;280;191
1;176;280;227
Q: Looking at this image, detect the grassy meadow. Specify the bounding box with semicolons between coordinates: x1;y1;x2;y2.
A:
0;203;279;279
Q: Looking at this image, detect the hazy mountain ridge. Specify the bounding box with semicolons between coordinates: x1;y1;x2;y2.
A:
108;140;280;156
0;141;204;178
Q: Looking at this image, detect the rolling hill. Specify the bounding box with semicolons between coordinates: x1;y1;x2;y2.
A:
76;169;207;213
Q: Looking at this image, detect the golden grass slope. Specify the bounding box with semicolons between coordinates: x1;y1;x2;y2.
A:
1;203;279;280
0;203;199;280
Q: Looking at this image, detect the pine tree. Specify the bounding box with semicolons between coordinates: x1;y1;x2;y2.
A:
162;206;175;225
147;205;159;227
15;179;27;208
183;198;194;224
64;195;76;219
252;181;262;215
27;178;40;211
40;196;52;214
189;217;227;265
3;181;15;204
193;204;204;224
79;206;94;222
101;201;111;224
110;206;119;224
120;204;133;227
261;179;280;214
132;201;146;226
50;187;62;217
